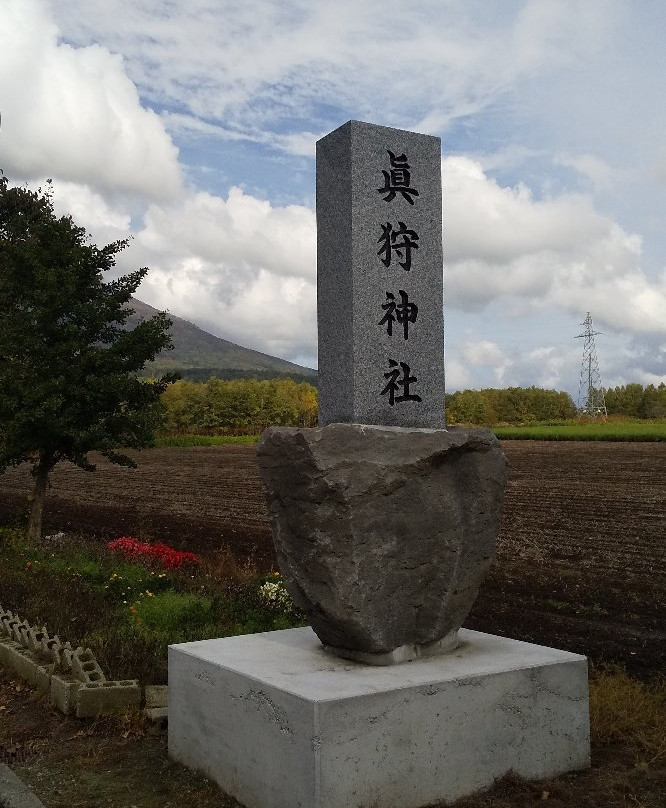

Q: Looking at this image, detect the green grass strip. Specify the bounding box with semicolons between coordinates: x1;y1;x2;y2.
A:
493;422;666;441
154;434;260;447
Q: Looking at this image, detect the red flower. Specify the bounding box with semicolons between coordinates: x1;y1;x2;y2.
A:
107;537;201;569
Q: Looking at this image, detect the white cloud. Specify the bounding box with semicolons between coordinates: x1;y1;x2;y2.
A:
49;181;132;244
555;153;621;191
444;359;473;391
49;0;616;146
461;340;506;367
2;0;662;391
524;345;574;390
444;156;666;334
124;187;317;360
137;187;315;280
458;340;512;385
0;0;181;198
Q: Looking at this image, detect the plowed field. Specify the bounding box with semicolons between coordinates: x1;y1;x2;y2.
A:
1;440;664;677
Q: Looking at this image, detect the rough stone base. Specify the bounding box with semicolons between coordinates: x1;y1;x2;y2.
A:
323;628;459;665
257;425;507;658
169;627;590;808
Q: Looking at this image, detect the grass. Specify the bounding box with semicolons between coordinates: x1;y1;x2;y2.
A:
154;434;259;447
153;420;666;445
0;527;305;684
492;418;666;441
589;663;666;765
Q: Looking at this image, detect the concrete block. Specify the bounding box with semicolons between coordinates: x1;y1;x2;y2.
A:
75;680;141;718
50;673;81;715
0;607;13;637
36;627;52;657
12;620;30;646
0;641;51;694
26;626;46;654
145;706;168;724
169;627;590;808
145;684;168;709
0;611;17;637
46;637;65;669
5;645;39;687
33;663;53;695
51;640;78;674
71;647;106;683
0;639;18;667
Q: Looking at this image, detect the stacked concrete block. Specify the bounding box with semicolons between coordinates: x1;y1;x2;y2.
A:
0;604;146;719
26;625;46;653
145;684;169;723
76;680;141;718
50;673;82;716
11;619;30;646
0;610;43;688
71;647;106;684
0;610;19;639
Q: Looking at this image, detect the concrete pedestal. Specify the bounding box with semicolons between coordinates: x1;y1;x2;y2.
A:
169;628;590;808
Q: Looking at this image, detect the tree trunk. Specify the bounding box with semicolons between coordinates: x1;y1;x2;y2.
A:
27;454;52;542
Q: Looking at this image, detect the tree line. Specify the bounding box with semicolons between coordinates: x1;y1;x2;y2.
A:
444;387;576;426
159;381;576;433
159;378;318;434
444;384;666;425
158;382;665;434
604;383;666;419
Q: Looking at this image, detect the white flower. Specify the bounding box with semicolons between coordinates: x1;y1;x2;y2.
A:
259;580;296;615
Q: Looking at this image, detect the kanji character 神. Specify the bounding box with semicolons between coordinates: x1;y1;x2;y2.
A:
378;290;418;340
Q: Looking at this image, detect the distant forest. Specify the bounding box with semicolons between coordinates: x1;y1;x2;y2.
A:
160;378;318;434
158;380;665;434
446;383;666;425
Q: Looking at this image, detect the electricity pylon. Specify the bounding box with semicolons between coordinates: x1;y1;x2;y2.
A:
575;312;607;417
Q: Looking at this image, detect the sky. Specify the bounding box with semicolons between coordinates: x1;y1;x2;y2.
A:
1;0;665;399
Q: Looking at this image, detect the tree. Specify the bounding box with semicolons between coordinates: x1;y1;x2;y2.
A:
0;174;175;540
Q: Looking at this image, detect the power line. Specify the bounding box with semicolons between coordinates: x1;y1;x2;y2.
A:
575;312;607;417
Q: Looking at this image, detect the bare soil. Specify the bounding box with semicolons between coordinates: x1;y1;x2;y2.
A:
0;440;664;807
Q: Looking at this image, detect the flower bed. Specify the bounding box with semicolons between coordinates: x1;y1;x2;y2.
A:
0;528;305;684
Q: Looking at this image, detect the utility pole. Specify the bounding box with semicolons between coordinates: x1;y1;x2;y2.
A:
575;312;607;417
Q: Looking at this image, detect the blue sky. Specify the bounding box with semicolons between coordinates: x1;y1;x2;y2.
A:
1;0;664;398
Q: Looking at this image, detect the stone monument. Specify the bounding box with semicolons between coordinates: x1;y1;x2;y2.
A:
257;119;505;663
316;120;445;428
169;121;590;808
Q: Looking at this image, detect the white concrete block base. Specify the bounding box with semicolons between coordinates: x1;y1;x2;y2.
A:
169;628;590;808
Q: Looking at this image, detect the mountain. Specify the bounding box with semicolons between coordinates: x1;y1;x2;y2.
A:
125;298;317;384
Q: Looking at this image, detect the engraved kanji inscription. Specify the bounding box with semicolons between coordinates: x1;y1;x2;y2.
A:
378;290;418;340
377;222;419;271
380;359;423;406
377;150;419;205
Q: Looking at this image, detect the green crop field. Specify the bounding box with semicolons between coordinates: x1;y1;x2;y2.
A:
154;421;666;445
154;434;260;447
493;419;666;441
